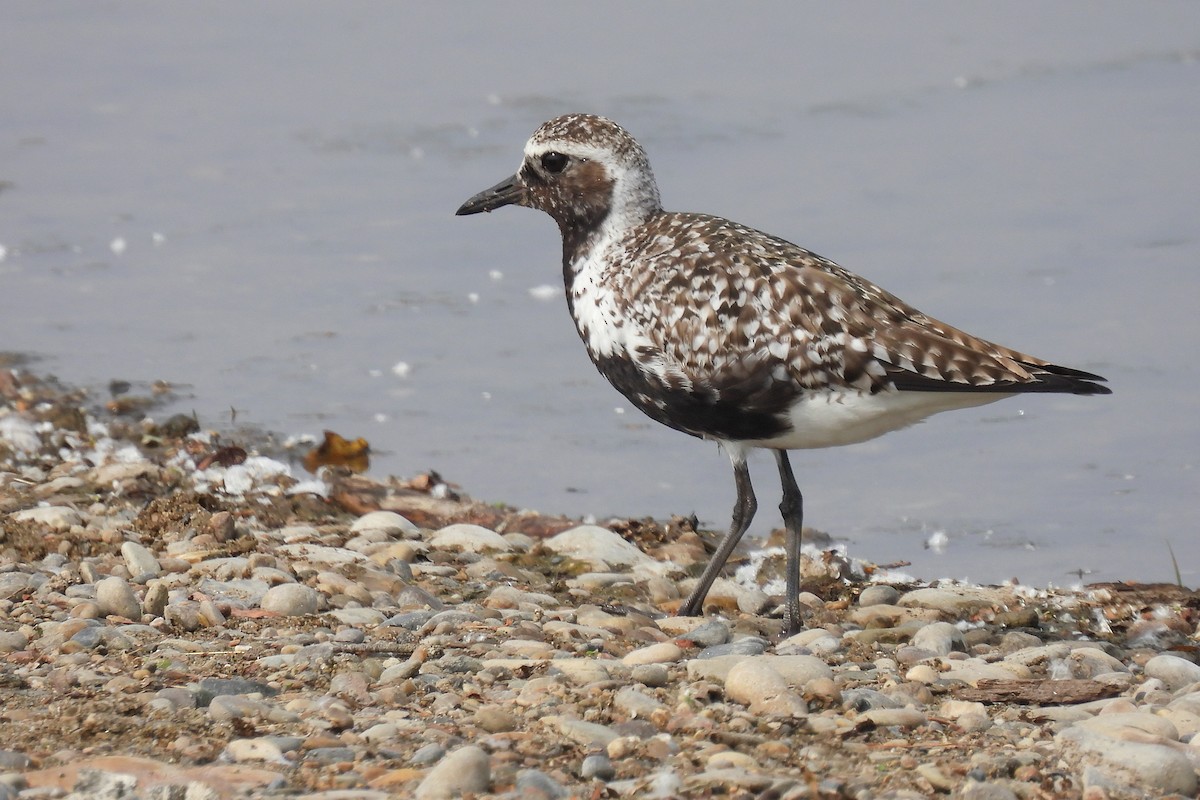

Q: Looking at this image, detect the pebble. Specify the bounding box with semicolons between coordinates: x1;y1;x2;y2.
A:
622;641;683;665
724;657;808;716
1144;652;1200;690
581;753;616;781
542;524;655;568
260;583;320;615
1057;725;1197;796
910;620;966;655
414;744;491;799
351;510;418;535
516;769;570;799
9;505;82;530
120;541;160;578
429;523;511;553
898;586;1009;615
94;576;142;619
673;619;731;647
858;584;901;606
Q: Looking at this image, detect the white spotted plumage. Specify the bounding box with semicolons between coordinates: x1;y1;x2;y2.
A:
457;113;1110;634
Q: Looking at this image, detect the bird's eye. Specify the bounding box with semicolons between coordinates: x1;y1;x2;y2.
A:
540;152;569;174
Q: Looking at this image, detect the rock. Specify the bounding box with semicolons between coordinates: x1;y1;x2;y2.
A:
1058;726;1197;796
95;576;142;620
769;655;834;686
696;637;768;659
473;705;519;733
351;510;418;535
141;581;168;618
630;663;670;687
516;769;569;799
223;737;286;763
1073;711;1179;740
542;525;653;569
414;745;491;799
260;583;320;616
858;585;901;607
622;642;683;665
614;686;668;718
860;708;928;728
195;677;277;706
429;523;511;553
0;632;29;653
0;574;33;601
1144;653;1200;690
724;658;808;716
410;743;446;766
958;782;1019;800
673;619;731;647
544;716;620;747
120;542;160;578
93;461;159;485
10;505;82;531
581;753;616;781
898;586;1008;616
910;621;966;655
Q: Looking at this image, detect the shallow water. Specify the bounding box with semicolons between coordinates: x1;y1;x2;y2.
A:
2;3;1197;587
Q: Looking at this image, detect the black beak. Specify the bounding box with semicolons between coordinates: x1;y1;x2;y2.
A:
456;173;525;216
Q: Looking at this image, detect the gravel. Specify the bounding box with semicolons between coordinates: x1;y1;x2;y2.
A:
1;367;1199;799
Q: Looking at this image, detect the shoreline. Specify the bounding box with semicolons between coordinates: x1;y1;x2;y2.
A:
1;366;1198;799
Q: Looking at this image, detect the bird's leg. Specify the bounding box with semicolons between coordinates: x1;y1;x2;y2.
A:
679;457;756;617
774;450;805;635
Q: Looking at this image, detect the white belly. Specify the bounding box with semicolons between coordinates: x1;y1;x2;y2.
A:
742;389;1011;450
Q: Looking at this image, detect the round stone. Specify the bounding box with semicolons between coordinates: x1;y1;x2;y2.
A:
260;583;320;616
95;576;142;620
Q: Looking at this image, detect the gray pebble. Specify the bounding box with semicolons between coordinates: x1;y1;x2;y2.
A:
195;677;276;707
630;663;669;687
675;619;730;647
410;743;446;766
383;610;438;629
581;753;616;781
858;584;900;607
303;746;358;764
516;769;569;799
153;687;196;710
0;574;33;601
0;631;29;653
69;626;104;650
696;636;768;659
334;627;366;644
0;750;31;770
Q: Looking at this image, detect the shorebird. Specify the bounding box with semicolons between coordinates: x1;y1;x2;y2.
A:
456;113;1110;634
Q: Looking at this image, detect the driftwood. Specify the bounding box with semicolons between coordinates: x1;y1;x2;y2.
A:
953;678;1120;705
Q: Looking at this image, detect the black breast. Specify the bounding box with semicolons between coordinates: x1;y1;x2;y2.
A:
590;353;795;443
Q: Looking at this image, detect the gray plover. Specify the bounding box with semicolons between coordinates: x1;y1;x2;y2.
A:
456;113;1110;634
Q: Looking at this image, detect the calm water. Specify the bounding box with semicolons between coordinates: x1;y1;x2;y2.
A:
2;3;1197;586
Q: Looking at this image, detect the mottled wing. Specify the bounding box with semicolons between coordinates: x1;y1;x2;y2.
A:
625;213;1107;401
